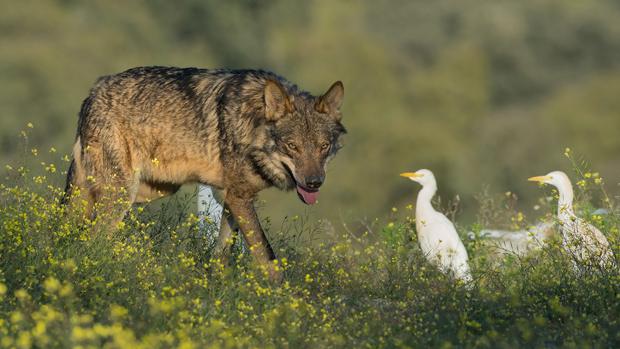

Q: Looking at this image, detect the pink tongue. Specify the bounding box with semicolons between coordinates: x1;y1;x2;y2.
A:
296;185;319;205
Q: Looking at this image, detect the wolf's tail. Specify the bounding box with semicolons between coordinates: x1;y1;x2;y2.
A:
61;137;84;206
61;160;76;206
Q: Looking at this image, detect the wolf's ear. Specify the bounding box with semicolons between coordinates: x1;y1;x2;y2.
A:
264;80;293;121
315;81;344;117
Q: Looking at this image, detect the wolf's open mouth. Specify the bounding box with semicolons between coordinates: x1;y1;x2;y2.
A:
282;162;319;205
296;185;319;205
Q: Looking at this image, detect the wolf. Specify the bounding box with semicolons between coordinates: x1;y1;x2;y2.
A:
64;66;346;282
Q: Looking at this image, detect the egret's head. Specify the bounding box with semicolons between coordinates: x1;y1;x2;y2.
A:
528;171;572;190
399;169;436;187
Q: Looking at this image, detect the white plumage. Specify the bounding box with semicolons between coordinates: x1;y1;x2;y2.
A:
474;221;554;256
528;171;614;268
400;169;472;283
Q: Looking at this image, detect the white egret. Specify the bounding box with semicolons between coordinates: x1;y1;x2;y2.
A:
197;185;223;237
474;221;555;256
400;169;472;283
528;171;614;268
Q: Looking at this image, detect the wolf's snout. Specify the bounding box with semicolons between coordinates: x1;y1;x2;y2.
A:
296;174;323;205
305;175;324;190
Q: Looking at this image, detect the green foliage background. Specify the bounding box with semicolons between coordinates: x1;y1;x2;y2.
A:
2;0;620;225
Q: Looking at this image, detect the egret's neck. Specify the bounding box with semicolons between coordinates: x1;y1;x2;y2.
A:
416;184;437;218
557;184;575;219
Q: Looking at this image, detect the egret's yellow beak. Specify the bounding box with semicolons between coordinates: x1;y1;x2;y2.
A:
400;172;421;179
528;175;550;183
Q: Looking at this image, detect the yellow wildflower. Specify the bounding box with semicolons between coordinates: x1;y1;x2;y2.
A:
44;277;61;293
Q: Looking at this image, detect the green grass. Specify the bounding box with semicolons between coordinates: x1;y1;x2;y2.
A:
1;162;619;348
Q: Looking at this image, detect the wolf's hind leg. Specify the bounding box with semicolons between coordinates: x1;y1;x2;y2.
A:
62;137;97;219
89;172;140;234
81;137;139;234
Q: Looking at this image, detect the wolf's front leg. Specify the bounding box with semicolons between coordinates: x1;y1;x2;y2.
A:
213;206;237;261
225;195;282;284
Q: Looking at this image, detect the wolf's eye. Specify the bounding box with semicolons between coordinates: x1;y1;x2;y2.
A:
287;142;298;151
320;143;330;151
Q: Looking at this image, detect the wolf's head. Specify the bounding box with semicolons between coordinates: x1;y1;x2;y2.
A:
253;79;346;205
